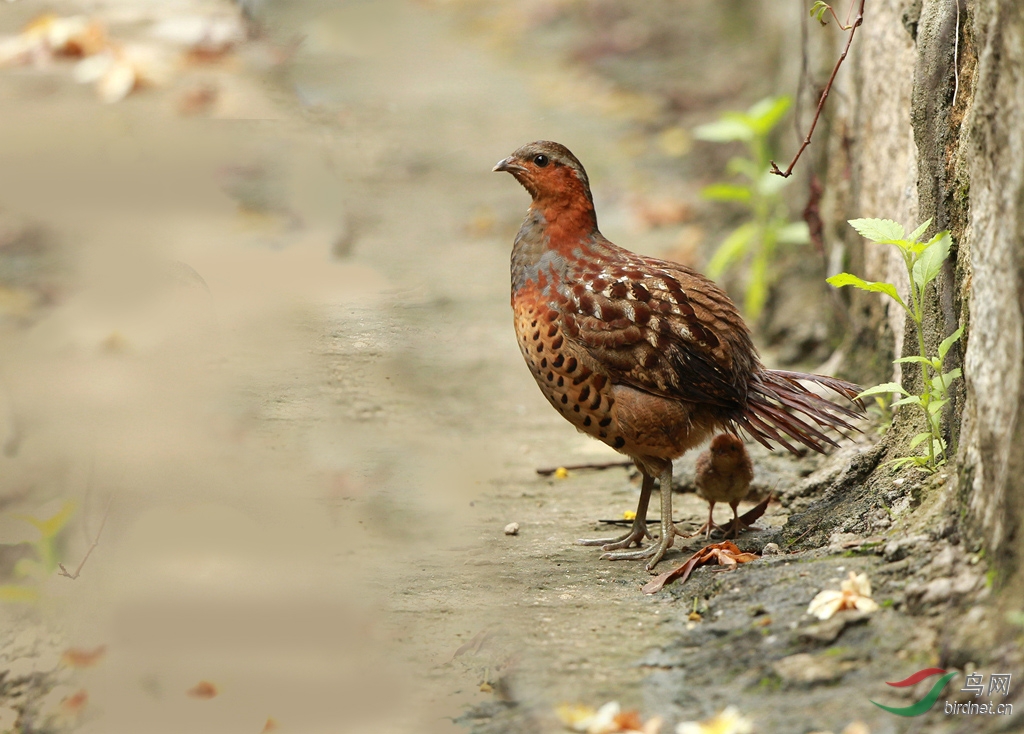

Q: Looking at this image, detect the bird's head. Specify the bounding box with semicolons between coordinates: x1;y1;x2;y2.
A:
493;141;594;215
709;433;747;465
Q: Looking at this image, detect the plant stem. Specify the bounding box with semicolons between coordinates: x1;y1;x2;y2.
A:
903;250;938;468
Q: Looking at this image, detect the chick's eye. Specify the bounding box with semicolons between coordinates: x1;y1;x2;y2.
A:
533;154;549;167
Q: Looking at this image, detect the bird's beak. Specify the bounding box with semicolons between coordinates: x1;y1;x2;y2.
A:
493;157;525;173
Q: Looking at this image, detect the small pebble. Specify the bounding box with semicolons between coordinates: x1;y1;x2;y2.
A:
504;522;520;536
761;542;782;556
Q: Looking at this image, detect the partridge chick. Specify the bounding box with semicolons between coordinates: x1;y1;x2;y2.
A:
494;141;862;570
693;433;755;539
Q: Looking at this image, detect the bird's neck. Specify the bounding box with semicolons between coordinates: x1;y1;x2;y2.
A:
511;199;598;295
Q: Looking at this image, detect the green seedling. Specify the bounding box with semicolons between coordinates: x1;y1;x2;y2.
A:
0;499;75;603
695;96;809;318
828;217;962;471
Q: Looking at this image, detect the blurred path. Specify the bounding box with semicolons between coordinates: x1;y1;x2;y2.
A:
0;1;686;732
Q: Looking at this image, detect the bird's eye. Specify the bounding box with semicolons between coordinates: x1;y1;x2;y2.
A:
533;154;549;167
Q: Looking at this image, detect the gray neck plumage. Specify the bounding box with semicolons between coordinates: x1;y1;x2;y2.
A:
511;209;567;293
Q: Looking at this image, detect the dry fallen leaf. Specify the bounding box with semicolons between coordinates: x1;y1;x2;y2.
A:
61;689;88;715
186;681;218;699
643;541;759;594
23;14;108;58
151;15;246;59
807;571;880;620
675;706;753;734
61;645;106;668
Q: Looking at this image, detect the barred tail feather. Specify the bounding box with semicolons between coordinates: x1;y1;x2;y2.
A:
736;369;866;454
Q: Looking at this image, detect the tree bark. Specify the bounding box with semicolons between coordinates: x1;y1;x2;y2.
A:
827;0;1024;642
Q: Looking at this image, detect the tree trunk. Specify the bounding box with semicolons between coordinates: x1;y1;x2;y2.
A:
827;0;1024;657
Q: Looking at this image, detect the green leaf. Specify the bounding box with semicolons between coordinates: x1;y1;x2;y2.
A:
746;96;791;136
912;231;952;289
0;584;39;603
931;369;962;394
706;222;756;279
14;557;43;579
695;118;753;143
856;382;908;399
756;171;789;196
726;156;760;180
826;273;905;307
891;395;923;408
938;325;964;361
907;218;933;243
745;250;769;319
777;221;810;244
848;218;905;243
811;1;830;23
886;455;931;472
893;355;935;366
928;398;950;415
701;183;752;202
908;432;933;450
16;500;76;540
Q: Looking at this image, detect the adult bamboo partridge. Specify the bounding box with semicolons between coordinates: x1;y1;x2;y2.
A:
494;141;862;569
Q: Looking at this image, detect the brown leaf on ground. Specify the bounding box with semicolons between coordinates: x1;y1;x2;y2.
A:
61;689;88;715
186;681;219;699
643;541;759;594
61;645;106;668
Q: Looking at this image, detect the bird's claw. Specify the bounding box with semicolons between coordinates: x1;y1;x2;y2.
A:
600;533;673;571
577;525;651;549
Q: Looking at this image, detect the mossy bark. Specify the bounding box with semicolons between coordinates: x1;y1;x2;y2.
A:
827;0;1024;661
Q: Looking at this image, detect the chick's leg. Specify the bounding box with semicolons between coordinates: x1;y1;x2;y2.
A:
577;472;654;549
690;501;723;539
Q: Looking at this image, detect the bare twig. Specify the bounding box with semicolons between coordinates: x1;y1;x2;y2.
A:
58;492;113;580
771;0;865;178
535;460;633;476
952;0;961;107
795;0;810;142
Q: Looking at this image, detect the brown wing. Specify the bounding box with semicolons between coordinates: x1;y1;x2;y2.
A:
558;244;757;409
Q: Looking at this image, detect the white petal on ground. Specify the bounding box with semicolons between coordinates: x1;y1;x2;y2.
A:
676;706;754;734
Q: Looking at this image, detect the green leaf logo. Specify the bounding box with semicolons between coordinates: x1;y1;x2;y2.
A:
871;669;957;717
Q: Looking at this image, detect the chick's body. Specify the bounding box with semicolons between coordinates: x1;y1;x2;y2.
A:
694;433;754;538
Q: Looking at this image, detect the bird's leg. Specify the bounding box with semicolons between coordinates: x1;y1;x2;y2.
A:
690;501;724;539
577;472;654;549
722;501;752;539
724;501;739;539
599;464;676;570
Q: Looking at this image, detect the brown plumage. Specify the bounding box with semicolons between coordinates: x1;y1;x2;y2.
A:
693;433;755;539
494;140;863;569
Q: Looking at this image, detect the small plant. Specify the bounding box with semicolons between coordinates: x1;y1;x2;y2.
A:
0;499;75;602
828;217;962;471
695;96;810;318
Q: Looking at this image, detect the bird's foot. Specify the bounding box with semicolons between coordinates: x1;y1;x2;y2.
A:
600;531;674;571
577;524;652;550
720;518;754;539
688;520;725;539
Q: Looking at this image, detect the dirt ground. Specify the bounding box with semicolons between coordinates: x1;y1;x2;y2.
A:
0;1;1012;733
